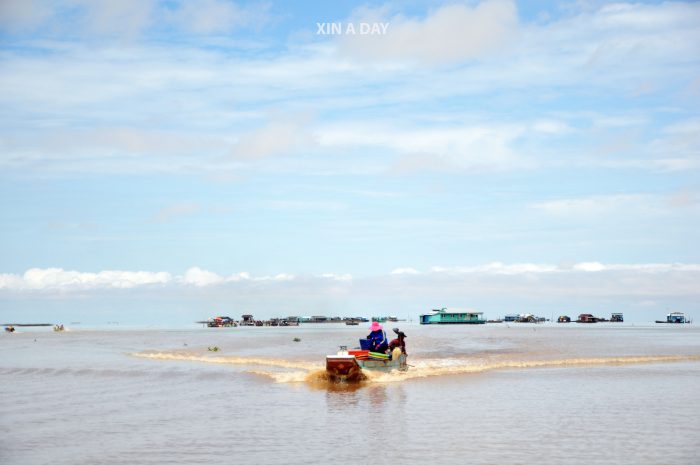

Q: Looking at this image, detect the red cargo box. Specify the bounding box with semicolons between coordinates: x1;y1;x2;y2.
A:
348;350;369;357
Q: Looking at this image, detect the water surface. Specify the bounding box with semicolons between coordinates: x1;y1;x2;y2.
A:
2;323;699;464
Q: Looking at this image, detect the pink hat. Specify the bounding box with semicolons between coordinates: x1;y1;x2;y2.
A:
369;321;382;331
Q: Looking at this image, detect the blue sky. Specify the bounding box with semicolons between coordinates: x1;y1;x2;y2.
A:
1;0;699;324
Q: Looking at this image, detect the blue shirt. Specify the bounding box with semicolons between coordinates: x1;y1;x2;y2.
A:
367;329;388;352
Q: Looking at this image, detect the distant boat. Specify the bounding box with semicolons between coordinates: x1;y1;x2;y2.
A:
557;315;571;323
610;313;624;322
207;316;237;327
419;308;486;325
656;312;690;324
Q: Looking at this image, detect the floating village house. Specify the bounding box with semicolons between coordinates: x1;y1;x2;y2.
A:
420;308;486;325
657;312;688;324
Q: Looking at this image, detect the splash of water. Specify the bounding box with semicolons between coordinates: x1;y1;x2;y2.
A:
304;369;368;391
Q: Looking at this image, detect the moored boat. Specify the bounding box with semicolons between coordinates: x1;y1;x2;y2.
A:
207;316;237;327
656;312;690;324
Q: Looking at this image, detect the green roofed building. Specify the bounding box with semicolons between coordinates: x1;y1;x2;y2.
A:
420;308;486;325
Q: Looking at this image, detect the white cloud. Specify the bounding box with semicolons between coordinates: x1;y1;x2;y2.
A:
179;269;298;285
595;2;700;30
226;272;251;282
652;118;700;167
338;0;518;65
652;158;700;172
0;267;303;292
662;118;700;136
2;263;699;297
531;191;700;220
430;263;559;275
74;0;157;38
666;190;700;208
180;267;225;287
530;194;653;217
424;262;700;275
170;0;270;34
271;273;295;282
572;262;606;272
0;0;53;32
531;119;572;134
378;262;700;301
320;273;353;282
1;2;698;178
390;268;420;275
0;0;269;38
0;268;172;291
0;128;229;174
572;263;700;273
317;122;527;173
233;113;316;160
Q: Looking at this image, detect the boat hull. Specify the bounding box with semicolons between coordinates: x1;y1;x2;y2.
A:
357;354;407;372
325;355;364;382
325;353;408;382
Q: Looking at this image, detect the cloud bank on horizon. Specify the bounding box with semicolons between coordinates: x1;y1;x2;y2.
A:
1;0;699;320
2;262;699;295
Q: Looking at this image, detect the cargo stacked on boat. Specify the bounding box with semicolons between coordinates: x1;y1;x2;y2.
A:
348;349;369;360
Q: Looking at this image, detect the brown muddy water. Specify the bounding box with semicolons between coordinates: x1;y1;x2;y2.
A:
2;323;699;464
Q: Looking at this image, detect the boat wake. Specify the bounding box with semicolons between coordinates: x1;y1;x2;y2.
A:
132;350;317;371
133;350;342;387
375;355;700;383
133;350;700;388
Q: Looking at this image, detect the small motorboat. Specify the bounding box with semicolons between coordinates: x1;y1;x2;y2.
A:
325;328;408;382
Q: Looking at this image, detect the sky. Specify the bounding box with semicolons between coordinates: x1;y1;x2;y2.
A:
1;0;699;325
